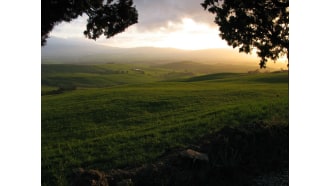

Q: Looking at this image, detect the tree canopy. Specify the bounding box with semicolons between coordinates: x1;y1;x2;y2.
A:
202;0;289;68
42;0;138;46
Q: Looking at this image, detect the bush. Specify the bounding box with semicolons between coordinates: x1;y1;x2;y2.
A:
205;123;289;184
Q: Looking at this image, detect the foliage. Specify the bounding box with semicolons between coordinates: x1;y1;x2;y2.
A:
201;0;289;68
42;0;138;46
207;123;288;171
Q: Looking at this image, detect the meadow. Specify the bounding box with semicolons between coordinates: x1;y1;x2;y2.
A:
41;63;288;185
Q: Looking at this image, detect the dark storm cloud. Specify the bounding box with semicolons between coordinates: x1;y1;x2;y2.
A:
133;0;215;30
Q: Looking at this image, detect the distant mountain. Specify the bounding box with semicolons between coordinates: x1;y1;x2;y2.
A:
41;37;287;71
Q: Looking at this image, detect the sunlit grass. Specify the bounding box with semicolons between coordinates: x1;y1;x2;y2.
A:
41;66;288;186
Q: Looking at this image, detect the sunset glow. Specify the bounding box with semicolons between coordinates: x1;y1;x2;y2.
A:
51;16;229;50
100;18;229;50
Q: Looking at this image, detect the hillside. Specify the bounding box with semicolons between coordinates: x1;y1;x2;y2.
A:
41;63;192;93
41;62;285;96
42;68;288;185
41;37;287;70
154;61;268;73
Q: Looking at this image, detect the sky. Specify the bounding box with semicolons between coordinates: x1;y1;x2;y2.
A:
49;0;230;50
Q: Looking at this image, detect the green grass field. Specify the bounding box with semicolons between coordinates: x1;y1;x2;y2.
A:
41;63;288;186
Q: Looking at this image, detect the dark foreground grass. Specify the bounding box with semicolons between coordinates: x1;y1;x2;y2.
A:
42;72;288;186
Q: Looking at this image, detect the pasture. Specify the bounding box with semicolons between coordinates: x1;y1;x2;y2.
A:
42;64;288;185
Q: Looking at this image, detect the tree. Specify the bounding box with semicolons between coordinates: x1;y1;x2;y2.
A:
42;0;138;46
201;0;289;68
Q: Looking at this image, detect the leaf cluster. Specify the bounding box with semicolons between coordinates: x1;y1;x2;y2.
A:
42;0;138;46
202;0;289;68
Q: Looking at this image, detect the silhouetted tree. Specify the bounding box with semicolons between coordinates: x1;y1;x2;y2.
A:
202;0;289;68
42;0;138;46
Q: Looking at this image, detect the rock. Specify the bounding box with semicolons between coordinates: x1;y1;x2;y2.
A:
179;149;209;162
107;169;136;185
72;168;108;186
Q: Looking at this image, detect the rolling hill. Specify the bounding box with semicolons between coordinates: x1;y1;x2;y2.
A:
42;69;288;185
41;37;287;71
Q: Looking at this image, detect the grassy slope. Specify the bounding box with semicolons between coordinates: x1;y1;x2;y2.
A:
41;63;195;90
41;67;288;185
155;61;261;74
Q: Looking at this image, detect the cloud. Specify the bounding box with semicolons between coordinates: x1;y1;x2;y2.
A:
50;0;216;37
133;0;216;31
96;18;228;50
48;0;223;49
50;14;88;38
